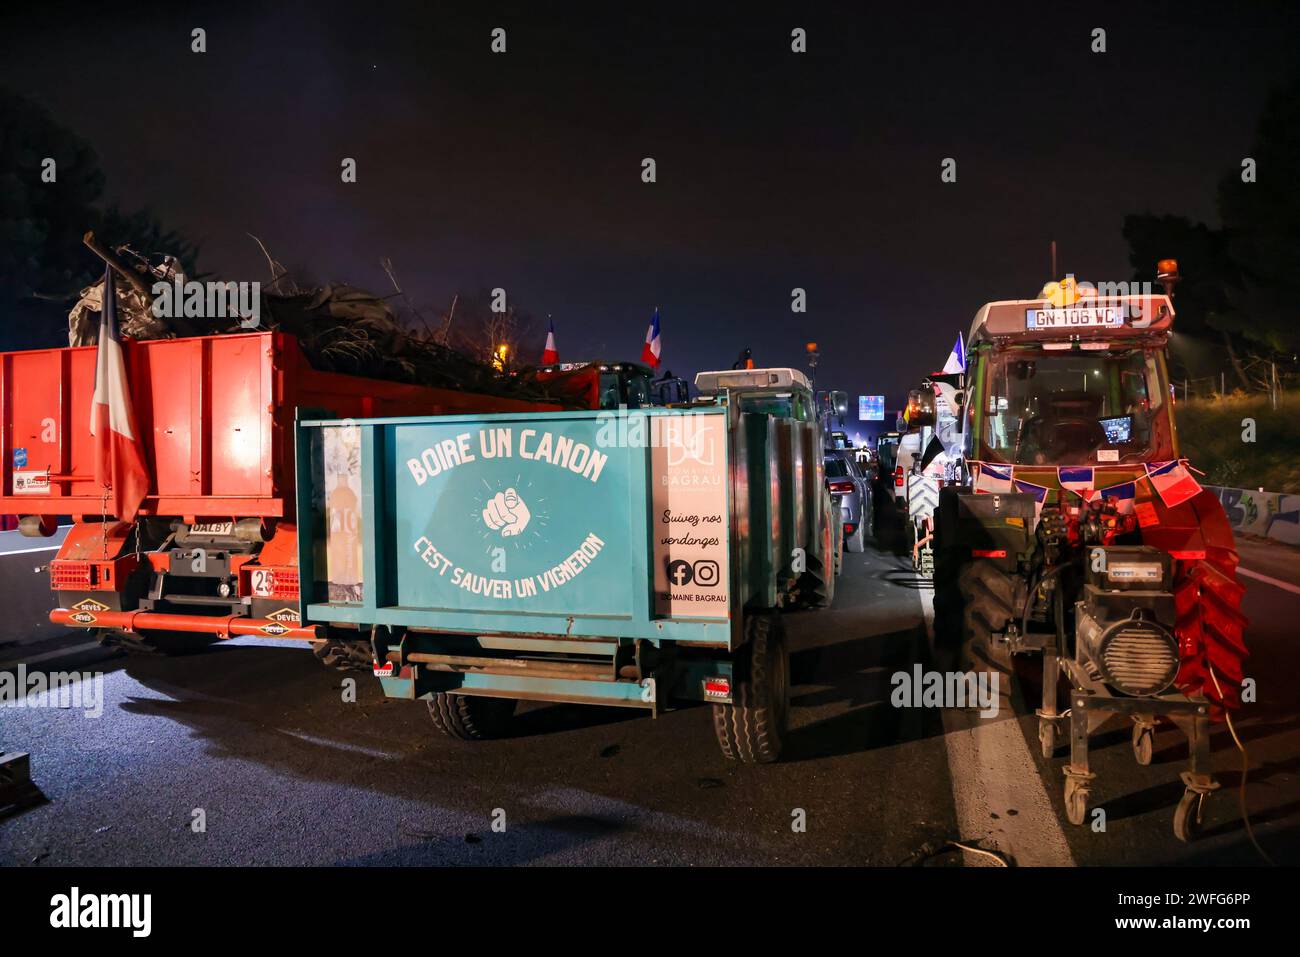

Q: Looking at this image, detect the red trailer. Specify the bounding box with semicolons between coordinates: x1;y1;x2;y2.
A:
0;330;559;650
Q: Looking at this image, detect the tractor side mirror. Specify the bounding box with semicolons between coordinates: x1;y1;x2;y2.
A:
904;388;936;430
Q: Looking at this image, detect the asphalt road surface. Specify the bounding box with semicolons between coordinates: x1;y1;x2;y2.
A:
1;530;1297;866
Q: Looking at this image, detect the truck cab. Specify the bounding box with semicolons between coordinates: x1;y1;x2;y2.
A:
537;360;681;410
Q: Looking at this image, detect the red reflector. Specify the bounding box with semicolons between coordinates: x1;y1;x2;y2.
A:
269;569;299;600
51;561;93;590
243;566;300;600
972;549;1008;558
843;524;856;535
1168;550;1207;561
704;677;731;699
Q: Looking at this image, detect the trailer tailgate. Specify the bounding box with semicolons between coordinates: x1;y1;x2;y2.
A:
297;407;736;646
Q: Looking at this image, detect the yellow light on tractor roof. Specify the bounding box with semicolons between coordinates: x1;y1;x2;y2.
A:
1039;275;1083;307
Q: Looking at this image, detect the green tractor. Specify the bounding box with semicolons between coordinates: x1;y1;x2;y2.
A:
930;264;1249;840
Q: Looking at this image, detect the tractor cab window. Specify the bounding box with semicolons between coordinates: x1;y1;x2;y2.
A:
597;370;649;410
983;348;1158;465
739;391;814;420
625;372;651;409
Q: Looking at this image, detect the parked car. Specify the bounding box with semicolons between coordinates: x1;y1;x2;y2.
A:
855;445;878;477
824;450;873;552
890;429;928;511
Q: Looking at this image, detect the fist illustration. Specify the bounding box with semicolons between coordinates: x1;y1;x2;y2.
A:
482;488;531;537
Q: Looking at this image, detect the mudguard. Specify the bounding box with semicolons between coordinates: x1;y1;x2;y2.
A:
1139;488;1249;718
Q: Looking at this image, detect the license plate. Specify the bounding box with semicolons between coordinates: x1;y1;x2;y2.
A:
1025;306;1125;330
189;522;234;535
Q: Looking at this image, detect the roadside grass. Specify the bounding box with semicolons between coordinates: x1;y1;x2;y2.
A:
1175;391;1300;494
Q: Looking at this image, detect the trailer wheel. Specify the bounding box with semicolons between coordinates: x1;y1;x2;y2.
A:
312;634;374;672
713;614;788;764
96;628;217;656
427;693;516;740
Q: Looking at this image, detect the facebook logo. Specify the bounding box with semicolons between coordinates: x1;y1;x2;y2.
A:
667;560;694;586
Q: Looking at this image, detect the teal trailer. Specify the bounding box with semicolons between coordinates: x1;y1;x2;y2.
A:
295;367;840;761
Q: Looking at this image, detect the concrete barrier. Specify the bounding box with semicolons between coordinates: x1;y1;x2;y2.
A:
1205;486;1300;546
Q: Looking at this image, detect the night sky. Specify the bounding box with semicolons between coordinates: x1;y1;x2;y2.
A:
3;1;1297;414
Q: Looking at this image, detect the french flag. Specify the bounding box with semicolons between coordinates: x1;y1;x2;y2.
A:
90;265;150;522
641;307;662;369
1097;480;1136;514
1058;466;1096;504
1013;478;1050;519
541;319;559;365
941;331;965;374
1146;460;1202;509
974;463;1013;494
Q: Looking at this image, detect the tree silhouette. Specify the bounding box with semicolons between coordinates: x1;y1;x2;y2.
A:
0;89;202;349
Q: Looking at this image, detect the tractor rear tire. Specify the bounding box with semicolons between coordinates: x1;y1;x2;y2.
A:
427;693;517;740
713;614;789;763
931;549;962;668
956;560;1019;674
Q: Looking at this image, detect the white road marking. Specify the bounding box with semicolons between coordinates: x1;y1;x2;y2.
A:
0;641;103;669
0;543;63;556
917;584;1076;867
0;526;71;557
1236;566;1300;596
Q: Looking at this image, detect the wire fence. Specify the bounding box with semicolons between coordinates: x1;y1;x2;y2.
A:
1174;365;1295;406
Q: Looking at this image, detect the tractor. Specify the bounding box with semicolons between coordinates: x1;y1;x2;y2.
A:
930;262;1249;840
